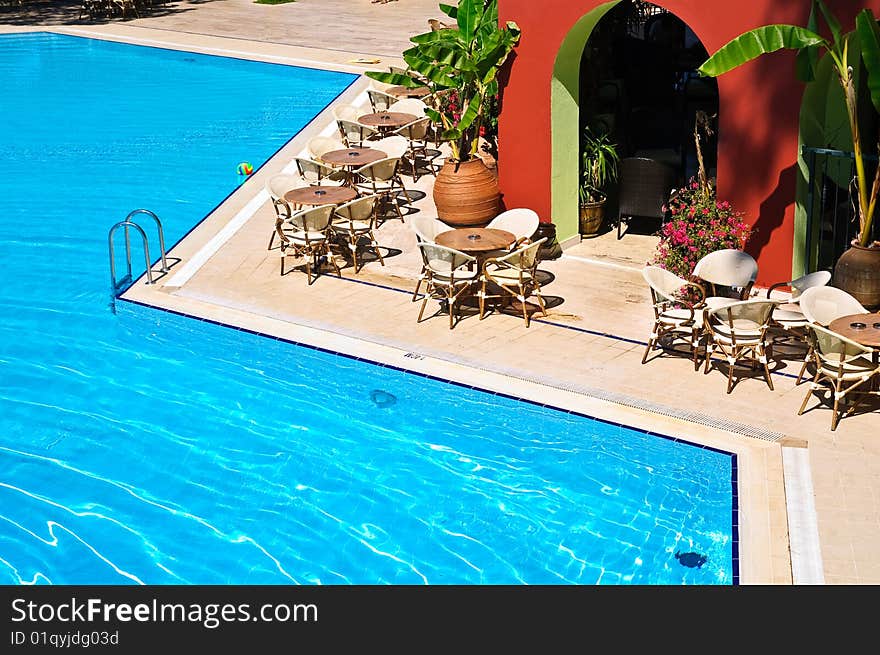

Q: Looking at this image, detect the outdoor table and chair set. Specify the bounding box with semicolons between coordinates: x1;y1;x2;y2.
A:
641;249;880;430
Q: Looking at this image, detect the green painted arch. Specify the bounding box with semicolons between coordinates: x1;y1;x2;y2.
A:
551;1;622;244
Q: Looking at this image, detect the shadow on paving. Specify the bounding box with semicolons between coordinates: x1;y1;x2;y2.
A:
0;0;200;25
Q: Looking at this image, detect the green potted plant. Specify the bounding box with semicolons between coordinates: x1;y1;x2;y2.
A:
698;0;880;308
366;0;520;227
579;126;619;237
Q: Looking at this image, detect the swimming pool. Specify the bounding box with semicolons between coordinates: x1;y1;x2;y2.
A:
0;33;737;585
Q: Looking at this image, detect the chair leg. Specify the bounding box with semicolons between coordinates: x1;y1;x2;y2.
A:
796;345;813;384
726;356;736;394
641;336;655;364
369;231;385;266
412;274;424;302
831;380;842;431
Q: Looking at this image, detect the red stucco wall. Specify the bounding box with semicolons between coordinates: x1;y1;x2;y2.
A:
496;0;865;286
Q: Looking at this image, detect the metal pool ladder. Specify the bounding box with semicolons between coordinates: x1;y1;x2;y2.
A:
108;209;169;311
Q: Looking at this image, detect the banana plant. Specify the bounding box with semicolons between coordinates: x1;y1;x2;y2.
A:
366;0;520;163
698;0;880;247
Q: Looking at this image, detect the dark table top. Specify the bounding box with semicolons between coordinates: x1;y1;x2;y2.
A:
358;111;418;129
283;185;357;206
435;227;516;254
387;85;431;98
829;312;880;349
320;148;387;167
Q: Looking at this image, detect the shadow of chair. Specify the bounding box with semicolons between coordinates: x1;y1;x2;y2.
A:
616;157;676;239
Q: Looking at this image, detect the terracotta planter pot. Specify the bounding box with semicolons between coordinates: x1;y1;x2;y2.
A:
833;241;880;310
579;198;606;238
432;158;501;227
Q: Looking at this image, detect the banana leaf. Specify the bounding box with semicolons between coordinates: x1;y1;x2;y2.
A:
699;25;826;77
815;0;842;47
856;9;880;114
364;71;420;87
456;0;481;44
796;1;820;82
439;3;456;19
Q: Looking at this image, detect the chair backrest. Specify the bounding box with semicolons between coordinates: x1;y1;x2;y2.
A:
295;157;334;184
642;265;691;303
337;119;374;146
692;249;758;289
394;117;432;142
807;324;876;365
371;135;408;159
617;157;676;219
307;136;344;160
289;204;335;233
494;237;547;272
368;89;396;113
333;194;378;227
354;157;400;182
389;98;428;116
708;299;778;330
789;270;832;300
369;78;395;93
486;208;540;241
410;215;452;243
418;242;475;276
799;286;869;326
265;174;301;202
332;104;361;122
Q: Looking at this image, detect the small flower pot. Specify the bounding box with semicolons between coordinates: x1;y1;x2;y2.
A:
579;198;606;238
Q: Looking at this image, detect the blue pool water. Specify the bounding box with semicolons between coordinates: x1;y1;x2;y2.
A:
0;33;736;585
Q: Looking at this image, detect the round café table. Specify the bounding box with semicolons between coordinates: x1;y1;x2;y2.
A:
829;312;880;389
283;185;357;208
829;312;880;350
387;85;431;99
435;227;515;259
319;148;387;187
358;111;418;133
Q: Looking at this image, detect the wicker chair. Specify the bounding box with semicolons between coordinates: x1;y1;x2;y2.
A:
486;208;540;243
703;299;780;393
367;89;397;113
797;324;879;431
479;238;548;327
641;265;707;369
692;248;758;310
279;204;340;283
410;216;454;301
353;157;411;221
331;194;383;274
796;285;869;384
307;135;345;160
416;243;479;329
265;173;302;249
388;98;428;117
616;157;676;239
336;119;379;148
393;117;439;180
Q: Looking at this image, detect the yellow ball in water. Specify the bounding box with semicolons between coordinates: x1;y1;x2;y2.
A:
236;162;254;176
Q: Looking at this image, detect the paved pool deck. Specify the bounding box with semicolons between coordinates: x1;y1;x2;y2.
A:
4;1;879;585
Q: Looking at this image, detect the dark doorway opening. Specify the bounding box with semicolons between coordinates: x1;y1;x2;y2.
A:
579;1;720;235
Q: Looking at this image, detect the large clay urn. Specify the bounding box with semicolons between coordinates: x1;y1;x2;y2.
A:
432;158;501;227
833;241;880;310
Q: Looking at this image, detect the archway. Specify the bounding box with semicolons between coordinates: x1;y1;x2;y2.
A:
551;0;719;246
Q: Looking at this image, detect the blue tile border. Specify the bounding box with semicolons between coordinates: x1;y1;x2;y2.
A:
118;295;741;585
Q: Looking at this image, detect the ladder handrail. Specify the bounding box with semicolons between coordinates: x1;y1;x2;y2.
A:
125;208;169;273
109;220;154;293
